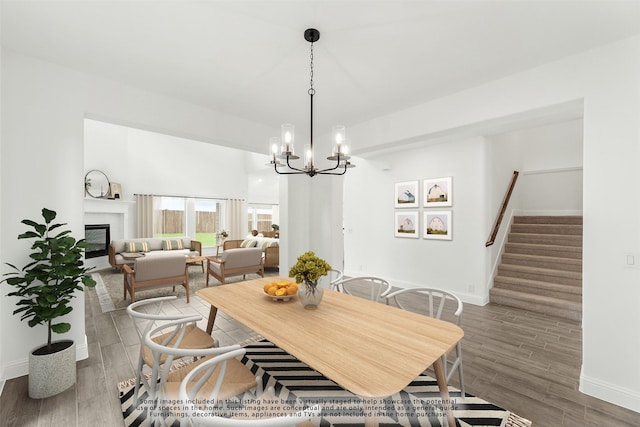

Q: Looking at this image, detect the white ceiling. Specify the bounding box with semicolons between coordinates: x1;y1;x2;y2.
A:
2;1;640;143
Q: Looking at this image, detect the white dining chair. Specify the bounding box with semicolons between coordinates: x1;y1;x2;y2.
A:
126;296;216;407
334;276;392;302
143;317;261;426
327;268;344;291
385;287;465;396
178;350;322;426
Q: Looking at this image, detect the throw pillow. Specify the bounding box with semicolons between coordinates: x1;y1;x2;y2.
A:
260;240;278;250
240;239;258;248
162;239;184;250
125;241;149;253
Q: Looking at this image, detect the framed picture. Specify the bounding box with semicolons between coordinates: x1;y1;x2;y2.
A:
395;181;419;208
395;211;419;238
423;177;452;207
424;210;452;240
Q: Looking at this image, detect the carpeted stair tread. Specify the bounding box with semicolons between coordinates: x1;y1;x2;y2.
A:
508;232;582;247
493;276;582;302
498;263;581;283
510;223;583;235
504;242;582;259
493;275;582;294
501;252;582;272
513;215;583;225
489;288;582;321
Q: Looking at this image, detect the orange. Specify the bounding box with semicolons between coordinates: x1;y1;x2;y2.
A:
263;282;273;293
275;288;286;296
285;284;298;295
267;286;278;296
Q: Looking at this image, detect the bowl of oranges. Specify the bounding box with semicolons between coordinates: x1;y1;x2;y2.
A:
263;280;299;301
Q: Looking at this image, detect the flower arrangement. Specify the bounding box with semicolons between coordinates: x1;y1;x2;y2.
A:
217;229;228;239
289;251;331;285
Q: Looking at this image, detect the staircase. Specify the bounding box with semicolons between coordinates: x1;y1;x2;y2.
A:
490;215;583;321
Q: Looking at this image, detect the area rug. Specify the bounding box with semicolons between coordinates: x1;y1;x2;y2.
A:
118;340;532;427
94;267;271;312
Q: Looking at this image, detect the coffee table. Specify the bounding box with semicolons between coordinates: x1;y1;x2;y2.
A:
185;254;205;273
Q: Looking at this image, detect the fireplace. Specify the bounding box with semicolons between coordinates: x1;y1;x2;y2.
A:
85;224;110;259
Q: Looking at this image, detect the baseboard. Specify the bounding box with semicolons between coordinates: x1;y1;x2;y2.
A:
1;334;91;383
580;371;640;413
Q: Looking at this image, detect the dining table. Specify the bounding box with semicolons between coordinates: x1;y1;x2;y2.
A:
196;276;464;427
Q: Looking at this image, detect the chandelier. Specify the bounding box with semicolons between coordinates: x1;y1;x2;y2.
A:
269;28;355;177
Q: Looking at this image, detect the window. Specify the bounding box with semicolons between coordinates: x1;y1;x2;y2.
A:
247;205;279;234
154;196;224;247
194;199;219;246
154;197;185;237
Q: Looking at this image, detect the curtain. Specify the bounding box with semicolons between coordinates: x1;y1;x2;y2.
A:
225;198;244;240
136;194;154;238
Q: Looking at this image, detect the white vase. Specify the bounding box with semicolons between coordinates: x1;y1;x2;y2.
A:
298;279;324;309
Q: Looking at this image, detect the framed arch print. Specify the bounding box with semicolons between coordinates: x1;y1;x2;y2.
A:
395;211;419;238
424;210;452;240
423;176;452;207
395;181;419;208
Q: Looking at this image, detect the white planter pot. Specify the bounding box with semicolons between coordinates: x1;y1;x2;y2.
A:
28;340;76;399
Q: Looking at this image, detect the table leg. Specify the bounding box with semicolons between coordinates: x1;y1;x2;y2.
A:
205;305;218;335
433;357;456;426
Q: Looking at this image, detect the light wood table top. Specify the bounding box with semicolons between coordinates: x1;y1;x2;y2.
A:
197;276;464;425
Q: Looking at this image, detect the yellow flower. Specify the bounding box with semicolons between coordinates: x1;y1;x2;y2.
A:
289;251;331;284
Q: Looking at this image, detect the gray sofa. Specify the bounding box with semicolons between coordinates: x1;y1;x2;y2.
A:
109;237;202;269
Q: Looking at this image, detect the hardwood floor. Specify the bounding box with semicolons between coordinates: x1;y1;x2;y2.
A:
1;278;638;426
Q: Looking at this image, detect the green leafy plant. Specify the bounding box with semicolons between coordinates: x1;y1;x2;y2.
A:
289;251;331;284
271;224;279;231
2;208;96;354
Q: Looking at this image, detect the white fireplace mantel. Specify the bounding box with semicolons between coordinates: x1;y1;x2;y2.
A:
83;198;135;239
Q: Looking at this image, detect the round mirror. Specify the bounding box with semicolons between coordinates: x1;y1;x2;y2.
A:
84;170;111;198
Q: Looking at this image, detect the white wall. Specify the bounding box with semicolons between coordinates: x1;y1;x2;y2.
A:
85;119;250;201
0;50;272;380
344;137;489;305
346;36;640;411
490;119;583;213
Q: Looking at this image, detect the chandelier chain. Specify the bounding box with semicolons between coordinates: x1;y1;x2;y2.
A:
309;41;315;95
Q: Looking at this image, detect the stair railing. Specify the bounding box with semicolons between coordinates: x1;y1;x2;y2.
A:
486;171;519;247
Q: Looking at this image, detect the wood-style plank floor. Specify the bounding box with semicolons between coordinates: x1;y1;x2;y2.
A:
1;275;638;426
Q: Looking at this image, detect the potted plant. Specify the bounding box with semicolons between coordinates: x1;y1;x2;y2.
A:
289;251;331;309
1;208;96;398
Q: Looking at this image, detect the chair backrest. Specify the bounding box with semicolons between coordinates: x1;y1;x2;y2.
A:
134;254;186;281
385;287;463;325
127;296;194;345
327;269;344;291
335;276;392;302
221;247;263;269
179;355;322;426
143;317;244;401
